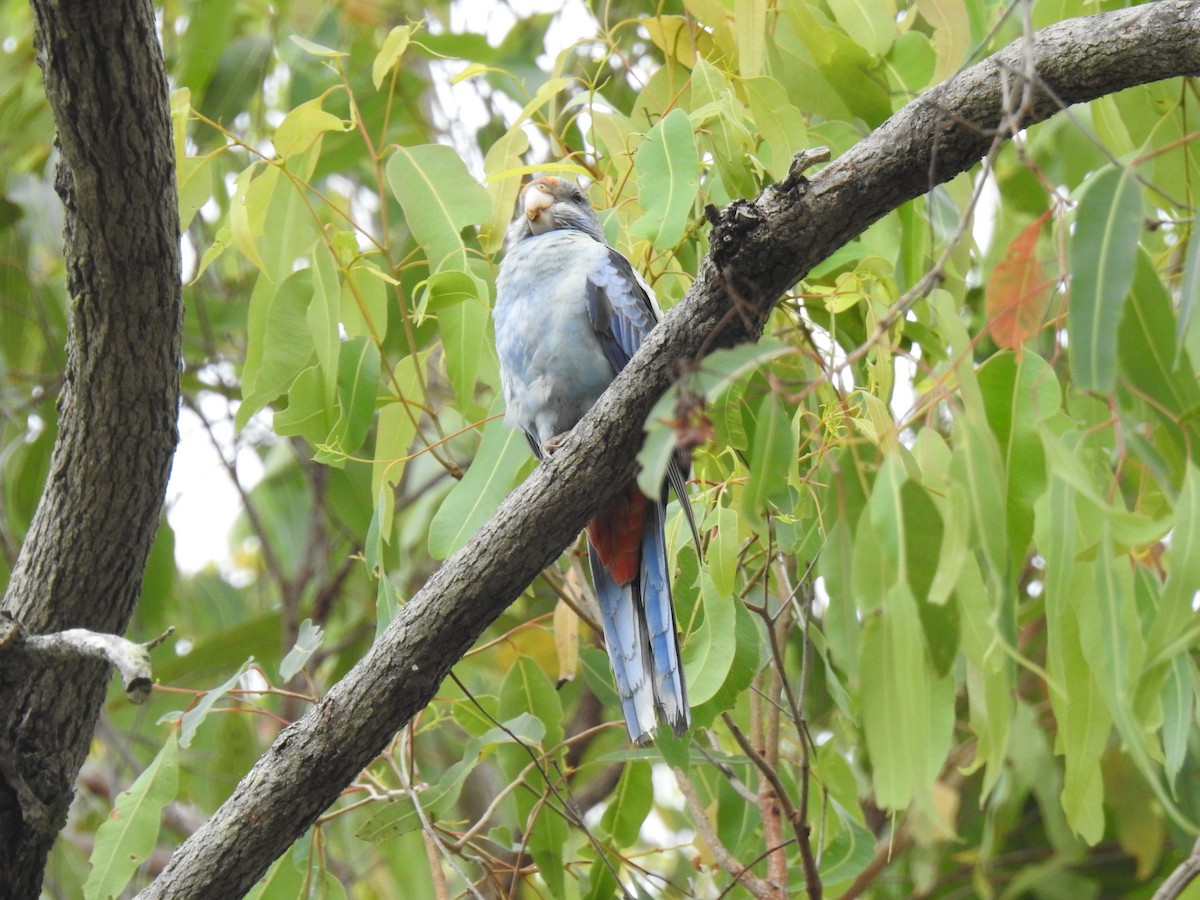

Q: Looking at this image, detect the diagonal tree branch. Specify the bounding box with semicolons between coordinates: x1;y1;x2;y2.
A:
141;2;1200;895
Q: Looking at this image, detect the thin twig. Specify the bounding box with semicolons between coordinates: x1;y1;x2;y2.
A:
673;765;782;900
395;724;487;900
1153;838;1200;900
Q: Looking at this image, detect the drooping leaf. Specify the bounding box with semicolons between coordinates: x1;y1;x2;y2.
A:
173;660;253;749
682;572;738;706
986;210;1053;352
639;15;722;68
228;162;279;273
83;734;180;900
273;91;349;159
1161;655;1194;790
828;0;896;57
742;76;808;179
239;269;316;430
1035;475;1109;843
177;155;213;232
553;597;579;683
1176;225;1200;364
243;852;305;899
1144;465;1200;670
372;25;412;90
734;0;767;76
308;244;341;409
689;580;759;727
861;583;951;811
599;760;652;846
279;618;324;681
1068;166;1143;392
704;504;741;598
480;123;530;255
629;108;699;250
385;144;491;270
1081;529;1194;833
1117;250;1200;472
914;0;969;85
742;389;795;527
437;297;493;415
819;796;876;885
273;365;332;445
427;409;527;559
317;335;380;462
341;259;390;339
498;657;563;749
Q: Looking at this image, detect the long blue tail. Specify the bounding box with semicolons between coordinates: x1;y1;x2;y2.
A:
640;501;689;735
589;498;689;743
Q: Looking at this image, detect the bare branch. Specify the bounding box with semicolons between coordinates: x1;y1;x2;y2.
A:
0;618;173;704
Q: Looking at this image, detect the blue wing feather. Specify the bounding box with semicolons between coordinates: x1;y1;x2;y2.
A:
586;251;702;553
585;249;659;372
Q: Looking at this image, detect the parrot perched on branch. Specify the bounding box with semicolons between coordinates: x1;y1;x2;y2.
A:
494;176;696;743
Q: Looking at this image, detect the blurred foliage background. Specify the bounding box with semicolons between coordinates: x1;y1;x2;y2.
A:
2;0;1200;896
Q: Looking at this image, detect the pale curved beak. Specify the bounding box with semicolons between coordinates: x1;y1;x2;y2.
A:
523;183;554;223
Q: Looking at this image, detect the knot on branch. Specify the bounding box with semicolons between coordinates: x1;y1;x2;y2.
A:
706;147;831;274
706;198;762;272
0;613;173;704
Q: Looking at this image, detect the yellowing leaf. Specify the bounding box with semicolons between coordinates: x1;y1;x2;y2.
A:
229;163;279;273
273;93;349;159
480;124;529;255
553;596;580;683
734;0;766;76
289;34;346;58
986;210;1053;352
914;0;969;85
177;154;213;231
372;25;412;90
638;15;722;68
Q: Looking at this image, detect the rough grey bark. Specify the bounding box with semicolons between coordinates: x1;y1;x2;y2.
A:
0;0;181;893
140;2;1200;897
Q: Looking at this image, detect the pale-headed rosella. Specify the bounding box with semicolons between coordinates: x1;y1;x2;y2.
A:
493;176;696;742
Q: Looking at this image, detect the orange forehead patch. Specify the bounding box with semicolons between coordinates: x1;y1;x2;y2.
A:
523;176;562;194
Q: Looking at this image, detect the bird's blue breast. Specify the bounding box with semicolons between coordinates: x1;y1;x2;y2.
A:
494;230;618;446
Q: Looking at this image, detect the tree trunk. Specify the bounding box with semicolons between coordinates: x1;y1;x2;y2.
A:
140;2;1200;896
0;0;181;892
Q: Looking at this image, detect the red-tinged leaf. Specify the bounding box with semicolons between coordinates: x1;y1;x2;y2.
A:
987;210;1054;352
